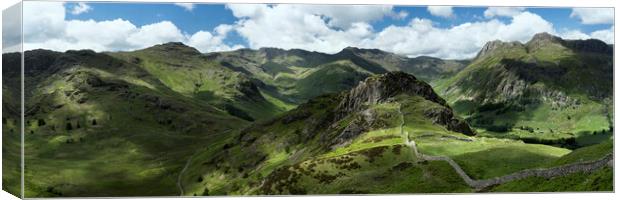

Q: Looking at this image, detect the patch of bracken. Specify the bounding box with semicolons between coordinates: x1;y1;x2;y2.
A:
391;162;414;172
312;171;345;184
392;144;403;155
359;146;388;163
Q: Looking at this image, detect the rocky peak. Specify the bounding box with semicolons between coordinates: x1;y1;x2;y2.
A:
146;42;201;56
337;72;446;115
475;40;524;59
529;32;562;44
258;47;289;59
339;46;386;55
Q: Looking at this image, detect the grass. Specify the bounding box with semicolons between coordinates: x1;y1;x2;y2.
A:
490;167;613;192
415;135;571;179
18;64;245;197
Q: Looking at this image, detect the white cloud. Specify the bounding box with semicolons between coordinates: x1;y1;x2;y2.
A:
227;4;559;59
360;12;555;59
590;27;614;44
188;24;244;52
23;2;66;43
560;26;614;44
20;2;614;60
484;7;525;18
22;1;241;52
427;6;453;18
391;10;409;20
174;3;195;11
570;8;614;24
71;3;92;15
228;4;397;29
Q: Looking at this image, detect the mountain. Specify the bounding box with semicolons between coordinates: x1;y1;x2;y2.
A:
437;32;613;147
178;71;611;195
336;47;469;81
3;48;250;196
205;46;468;103
109;42;291;121
178;72;479;195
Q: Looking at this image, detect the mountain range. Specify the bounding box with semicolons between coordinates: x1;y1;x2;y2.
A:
1;32;613;197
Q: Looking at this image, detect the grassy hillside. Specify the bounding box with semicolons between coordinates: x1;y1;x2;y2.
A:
437;33;613;148
206;46;469;104
7;49;249;197
110;43;288;121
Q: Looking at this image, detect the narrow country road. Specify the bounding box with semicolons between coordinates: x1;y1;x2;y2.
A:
396;103;613;191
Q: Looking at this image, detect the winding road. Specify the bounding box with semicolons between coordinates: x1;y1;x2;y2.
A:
396;103;613;191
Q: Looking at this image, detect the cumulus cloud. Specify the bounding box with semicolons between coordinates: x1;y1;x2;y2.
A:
21;2;615;59
226;3;561;59
174;3;195;11
228;4;398;29
427;6;453;18
570;8;614;24
70;3;92;15
560;26;614;44
362;12;556;59
483;7;525;18
22;2;241;52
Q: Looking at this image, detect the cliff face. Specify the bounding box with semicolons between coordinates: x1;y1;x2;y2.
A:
337;71;447;114
336;72;474;136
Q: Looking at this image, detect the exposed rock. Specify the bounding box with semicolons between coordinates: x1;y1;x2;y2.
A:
331;109;377;148
281;110;312;124
337;71;446;118
233;77;265;102
475;40;525;59
423;107;475;136
146;42;201;56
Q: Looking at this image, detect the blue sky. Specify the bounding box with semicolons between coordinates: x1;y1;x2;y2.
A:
10;2;614;59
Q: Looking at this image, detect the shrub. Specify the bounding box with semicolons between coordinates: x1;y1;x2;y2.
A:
486;124;512;132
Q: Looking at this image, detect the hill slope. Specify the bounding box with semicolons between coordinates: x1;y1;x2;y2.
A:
3;49;249;197
177;72;603;195
437;33;613;147
206;47;468;104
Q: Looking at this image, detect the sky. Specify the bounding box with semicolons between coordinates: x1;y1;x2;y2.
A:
3;2;614;59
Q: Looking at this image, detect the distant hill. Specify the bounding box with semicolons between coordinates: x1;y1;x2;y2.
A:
436;32;613;146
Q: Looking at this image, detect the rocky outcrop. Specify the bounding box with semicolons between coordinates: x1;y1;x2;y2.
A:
337;71;447;117
145;42;201;57
335;72;474;136
423;107;475;136
475;40;525;59
526;32;612;55
232;77;266;102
